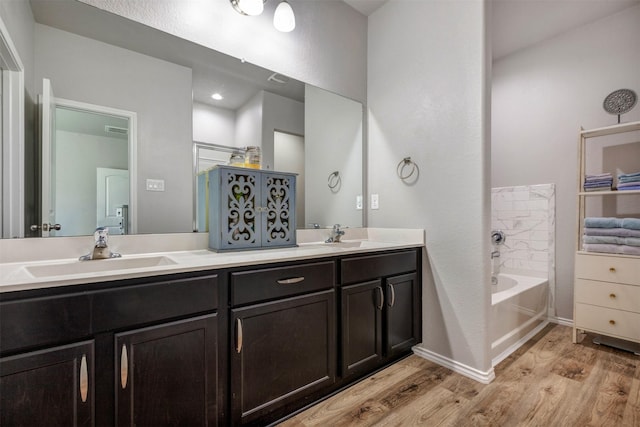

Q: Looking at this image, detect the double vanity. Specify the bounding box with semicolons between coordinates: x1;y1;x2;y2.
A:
0;228;423;426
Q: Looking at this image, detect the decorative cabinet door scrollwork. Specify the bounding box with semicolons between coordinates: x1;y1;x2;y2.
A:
209;166;297;251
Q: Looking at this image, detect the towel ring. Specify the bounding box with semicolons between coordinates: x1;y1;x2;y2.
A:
397;157;417;180
328;171;341;189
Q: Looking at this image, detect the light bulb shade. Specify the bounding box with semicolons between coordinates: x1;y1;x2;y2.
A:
231;0;264;16
274;1;295;32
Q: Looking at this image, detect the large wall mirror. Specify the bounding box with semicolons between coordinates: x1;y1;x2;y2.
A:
1;0;363;238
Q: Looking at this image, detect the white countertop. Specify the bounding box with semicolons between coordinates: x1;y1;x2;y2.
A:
0;228;424;293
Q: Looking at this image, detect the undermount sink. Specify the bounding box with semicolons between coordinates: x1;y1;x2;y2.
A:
25;255;177;278
303;240;381;249
323;241;369;248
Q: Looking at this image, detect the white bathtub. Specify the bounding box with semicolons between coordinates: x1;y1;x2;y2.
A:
491;273;549;366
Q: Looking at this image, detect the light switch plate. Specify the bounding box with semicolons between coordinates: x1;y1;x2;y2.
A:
371;194;379;210
356;195;363;210
146;178;165;192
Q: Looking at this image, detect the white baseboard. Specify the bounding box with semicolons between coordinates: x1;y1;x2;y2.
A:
411;346;496;384
549;316;573;327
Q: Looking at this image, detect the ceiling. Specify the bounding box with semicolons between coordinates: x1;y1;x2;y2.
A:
343;0;640;60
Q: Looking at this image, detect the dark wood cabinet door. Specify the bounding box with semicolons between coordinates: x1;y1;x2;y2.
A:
231;290;336;425
340;279;383;378
115;314;217;427
0;340;94;427
386;273;420;357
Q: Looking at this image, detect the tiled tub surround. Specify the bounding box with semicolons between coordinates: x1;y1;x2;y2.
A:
491;184;555;366
491;184;555;307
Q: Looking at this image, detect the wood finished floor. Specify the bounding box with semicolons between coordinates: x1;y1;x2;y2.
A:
280;325;640;426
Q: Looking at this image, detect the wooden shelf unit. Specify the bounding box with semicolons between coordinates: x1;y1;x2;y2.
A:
573;121;640;351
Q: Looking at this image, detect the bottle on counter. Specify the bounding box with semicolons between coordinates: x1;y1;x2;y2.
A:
229;151;245;167
244;146;261;169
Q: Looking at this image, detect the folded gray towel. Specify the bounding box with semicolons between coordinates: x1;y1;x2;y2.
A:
584;227;640;238
583;235;623;245
622;218;640;230
583;243;640;255
584;217;621;228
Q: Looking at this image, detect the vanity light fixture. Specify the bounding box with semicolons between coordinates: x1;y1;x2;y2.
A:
230;0;265;16
230;0;295;32
273;0;295;32
211;93;224;101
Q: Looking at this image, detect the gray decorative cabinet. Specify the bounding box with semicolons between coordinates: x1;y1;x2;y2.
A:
208;166;296;251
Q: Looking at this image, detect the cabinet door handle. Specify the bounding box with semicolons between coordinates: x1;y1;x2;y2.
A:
80;355;89;403
120;344;128;389
277;277;305;285
376;286;384;310
236;318;243;353
609;320;616;325
609;293;616;299
388;284;396;307
609;267;616;273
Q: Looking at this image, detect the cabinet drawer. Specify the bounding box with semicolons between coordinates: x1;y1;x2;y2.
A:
341;250;417;285
231;261;335;306
0;293;91;354
575;303;640;342
575;253;640;285
575;279;640;313
92;274;218;332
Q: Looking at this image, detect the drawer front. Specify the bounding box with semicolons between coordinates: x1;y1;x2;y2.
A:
341;250;417;285
0;293;91;355
575;303;640;342
231;261;335;306
575;279;640;313
92;274;218;332
575;253;640;285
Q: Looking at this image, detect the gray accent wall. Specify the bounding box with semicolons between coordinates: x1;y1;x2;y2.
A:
305;85;363;230
368;0;492;374
34;24;193;234
0;0;37;236
79;0;368;104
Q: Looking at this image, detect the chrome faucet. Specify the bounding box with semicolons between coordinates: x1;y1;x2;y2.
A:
325;224;346;243
79;227;121;260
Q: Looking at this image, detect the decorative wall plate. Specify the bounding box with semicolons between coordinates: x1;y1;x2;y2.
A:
603;88;637;116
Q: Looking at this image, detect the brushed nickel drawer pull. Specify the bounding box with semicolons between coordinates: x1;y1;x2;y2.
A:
376;286;384;310
236;319;243;353
277;277;305;285
609;320;616;325
609;293;616;299
609;267;616;273
120;344;128;389
80;355;88;403
388;284;396;307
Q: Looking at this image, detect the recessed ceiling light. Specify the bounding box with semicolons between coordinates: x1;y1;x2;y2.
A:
211;93;224;101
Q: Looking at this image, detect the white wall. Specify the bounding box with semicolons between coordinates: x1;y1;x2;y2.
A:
193;102;236;146
34;24;194;234
79;0;367;103
492;5;640;320
55;130;128;236
368;0;492;376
